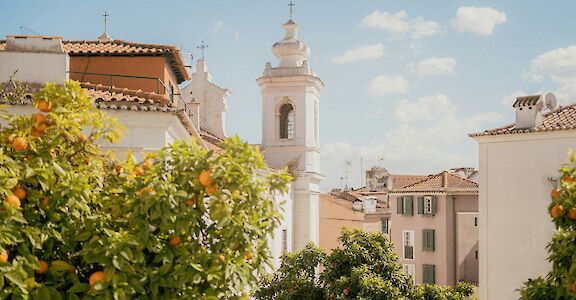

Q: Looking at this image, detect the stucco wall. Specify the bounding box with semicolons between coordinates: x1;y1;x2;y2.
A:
0;51;69;83
475;131;576;300
69;56;178;96
319;195;364;253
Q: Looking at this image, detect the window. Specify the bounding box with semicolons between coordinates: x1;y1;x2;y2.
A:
422;229;435;251
279;103;294;140
397;196;414;216
403;230;414;260
403;264;416;284
418;196;437;216
282;229;288;253
169;82;174;102
423;264;436;284
381;219;390;235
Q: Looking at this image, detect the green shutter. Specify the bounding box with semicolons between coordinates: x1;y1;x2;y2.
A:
432;196;437;216
423;265;436;284
422;230;428;250
430;230;435;251
406;196;413;216
418;196;424;214
422;229;435;251
397;197;403;214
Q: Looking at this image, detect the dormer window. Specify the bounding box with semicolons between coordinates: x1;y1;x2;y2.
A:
280;103;294;139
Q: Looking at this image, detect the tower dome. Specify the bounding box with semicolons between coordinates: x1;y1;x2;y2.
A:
271;20;310;68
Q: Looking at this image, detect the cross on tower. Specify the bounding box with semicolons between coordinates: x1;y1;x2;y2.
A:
288;1;295;20
197;41;209;60
102;11;109;34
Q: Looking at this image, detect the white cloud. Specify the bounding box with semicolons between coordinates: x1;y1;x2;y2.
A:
212;21;225;34
333;43;385;64
370;75;409;96
394;94;454;123
525;45;576;101
320;94;503;190
408;57;457;76
451;7;507;35
212;21;240;40
359;10;441;39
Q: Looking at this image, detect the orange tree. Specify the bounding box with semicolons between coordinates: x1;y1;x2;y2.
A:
0;82;291;299
520;151;576;299
254;228;475;300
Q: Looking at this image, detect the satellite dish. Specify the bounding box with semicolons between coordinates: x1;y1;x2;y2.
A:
542;92;557;111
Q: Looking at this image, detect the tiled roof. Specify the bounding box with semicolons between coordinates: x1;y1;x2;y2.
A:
391;171;478;193
470;104;576;137
392;175;431;189
81;82;169;106
0;39;190;83
199;131;223;153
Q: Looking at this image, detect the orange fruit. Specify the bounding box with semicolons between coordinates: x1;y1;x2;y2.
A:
33;121;48;132
12;137;27;152
35;259;49;274
571;281;576;293
143;159;152;170
5;194;21;208
551;204;564;219
563;176;575;183
13;186;26;200
568;208;576;220
0;251;8;263
40;197;49;209
37;100;52;113
89;271;107;286
185;197;197;206
67;266;76;273
343;288;350;296
169;236;182;247
550;188;561;200
219;255;225;262
206;184;218;195
33;113;46;123
31;129;43;137
245;251;253;261
199;170;213;187
134;167;144;177
77;133;89;143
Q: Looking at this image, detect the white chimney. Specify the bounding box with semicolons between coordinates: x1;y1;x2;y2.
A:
362;196;377;214
513;92;556;129
0;35;69;83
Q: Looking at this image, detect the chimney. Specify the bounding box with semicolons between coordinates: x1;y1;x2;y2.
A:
0;35;69;83
513;92;556;129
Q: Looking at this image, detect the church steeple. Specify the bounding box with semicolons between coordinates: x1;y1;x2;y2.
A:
98;11;113;42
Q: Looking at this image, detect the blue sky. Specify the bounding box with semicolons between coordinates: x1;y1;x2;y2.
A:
2;1;576;190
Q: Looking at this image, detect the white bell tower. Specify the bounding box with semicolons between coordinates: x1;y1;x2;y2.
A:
257;16;324;251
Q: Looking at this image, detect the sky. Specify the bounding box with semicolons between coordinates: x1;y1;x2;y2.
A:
1;1;576;191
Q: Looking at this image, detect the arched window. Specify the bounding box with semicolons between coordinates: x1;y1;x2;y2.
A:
279;103;294;139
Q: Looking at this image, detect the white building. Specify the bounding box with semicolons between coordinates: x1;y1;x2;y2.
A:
470;92;576;300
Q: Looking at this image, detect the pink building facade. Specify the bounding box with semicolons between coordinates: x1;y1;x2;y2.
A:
389;171;479;286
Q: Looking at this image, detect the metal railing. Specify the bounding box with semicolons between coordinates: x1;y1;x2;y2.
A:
68;71;169;95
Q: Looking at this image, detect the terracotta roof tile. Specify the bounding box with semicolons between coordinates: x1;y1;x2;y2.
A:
81;82;169;106
392;175;431;189
470;103;576;137
392;171;478;193
0;39;190;83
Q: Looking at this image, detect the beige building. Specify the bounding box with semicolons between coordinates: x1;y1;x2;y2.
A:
470;93;576;300
389;171;478;286
319;190;387;253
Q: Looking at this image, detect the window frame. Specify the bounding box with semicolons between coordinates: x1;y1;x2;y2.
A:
402;230;415;260
403;264;416;284
423;264;436;284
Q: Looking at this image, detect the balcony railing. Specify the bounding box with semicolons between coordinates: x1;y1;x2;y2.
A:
68;71;169;95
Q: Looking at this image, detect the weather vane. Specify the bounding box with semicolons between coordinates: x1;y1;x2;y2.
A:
197;41;208;60
288;1;295;20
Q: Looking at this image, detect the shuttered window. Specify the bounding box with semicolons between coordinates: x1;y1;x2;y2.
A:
417;196;437;216
422;229;435;251
397;196;414;216
423;264;436;284
403;230;414;259
381;219;390;235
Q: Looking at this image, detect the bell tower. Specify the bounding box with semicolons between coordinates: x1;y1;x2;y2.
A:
257;16;324;251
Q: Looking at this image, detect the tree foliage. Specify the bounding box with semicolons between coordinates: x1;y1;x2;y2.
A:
0;82;291;299
520;150;576;299
254;228;475;300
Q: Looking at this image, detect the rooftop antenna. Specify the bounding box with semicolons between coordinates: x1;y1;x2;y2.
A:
197;41;208;61
360;157;364;187
344;160;351;190
288;0;295;20
19;25;39;36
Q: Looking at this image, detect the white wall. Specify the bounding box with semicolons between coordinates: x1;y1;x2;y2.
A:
0;52;69;83
475;130;576;300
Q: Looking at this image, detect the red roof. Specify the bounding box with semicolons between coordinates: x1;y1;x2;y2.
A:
0;39;190;83
391;171;478;193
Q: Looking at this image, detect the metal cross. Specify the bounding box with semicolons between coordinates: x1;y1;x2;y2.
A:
288;1;295;19
197;41;208;60
102;11;109;33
